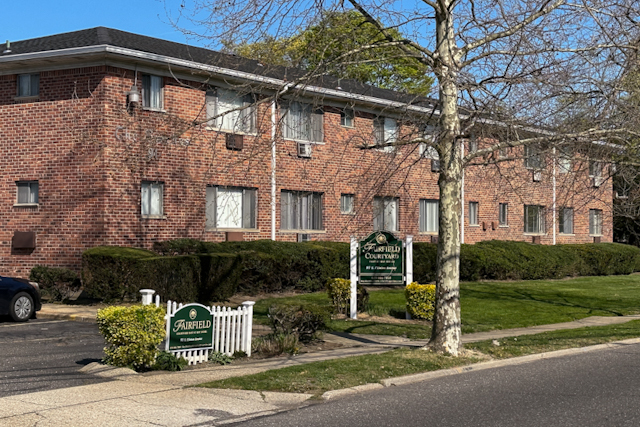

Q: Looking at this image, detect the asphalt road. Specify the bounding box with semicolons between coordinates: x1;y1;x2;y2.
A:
0;317;109;398
236;341;640;427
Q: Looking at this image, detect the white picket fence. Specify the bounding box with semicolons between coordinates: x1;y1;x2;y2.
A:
164;300;255;365
140;290;254;366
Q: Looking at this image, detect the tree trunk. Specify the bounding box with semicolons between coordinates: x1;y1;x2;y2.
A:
428;1;464;356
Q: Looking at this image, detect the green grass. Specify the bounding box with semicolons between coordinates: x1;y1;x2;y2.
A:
197;348;481;397
197;320;640;396
252;275;640;336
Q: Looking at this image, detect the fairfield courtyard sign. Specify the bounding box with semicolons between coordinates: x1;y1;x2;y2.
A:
349;231;414;319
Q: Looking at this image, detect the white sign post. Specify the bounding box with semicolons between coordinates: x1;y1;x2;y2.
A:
405;235;413;319
350;236;358;319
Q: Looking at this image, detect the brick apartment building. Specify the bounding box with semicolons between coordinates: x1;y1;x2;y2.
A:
0;27;612;277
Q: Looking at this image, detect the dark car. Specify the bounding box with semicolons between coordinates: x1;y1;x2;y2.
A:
0;276;42;321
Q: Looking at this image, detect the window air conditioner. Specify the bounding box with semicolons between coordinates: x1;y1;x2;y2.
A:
297;142;312;158
532;170;542;182
225;133;244;151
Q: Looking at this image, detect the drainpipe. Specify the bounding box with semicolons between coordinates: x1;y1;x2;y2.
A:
552;147;557;245
271;101;277;241
460;139;465;244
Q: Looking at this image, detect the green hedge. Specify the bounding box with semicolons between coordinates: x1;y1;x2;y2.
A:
83;240;640;303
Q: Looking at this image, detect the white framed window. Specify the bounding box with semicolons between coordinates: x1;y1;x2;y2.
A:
469;202;479;226
589;209;603;236
559;207;574;234
524;205;545;234
524;145;543;169
206;186;256;229
17;74;39;97
141;181;163;217
142;74;163;110
499;203;508;226
16;181;39;205
281;191;323;230
374;117;397;153
419;199;439;233
340;194;355;214
281;101;324;142
373;197;399;232
340;108;354;127
558;147;572;174
589;160;603;177
206;88;256;133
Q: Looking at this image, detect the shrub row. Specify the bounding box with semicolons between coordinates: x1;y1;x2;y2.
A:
82;239;640;303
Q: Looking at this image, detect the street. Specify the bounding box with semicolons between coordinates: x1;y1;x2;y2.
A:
0;317;109;397
234;341;640;427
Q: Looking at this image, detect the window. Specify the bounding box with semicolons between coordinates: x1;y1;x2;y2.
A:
524;145;543;169
468;202;479;226
141;181;163;217
589;209;603;235
499;146;511;159
524;205;545;234
419;199;439;233
281;191;323;230
469;138;478;154
142;74;163;109
589;160;603;177
420;125;440;171
282;101;324;142
206;88;256;133
559;207;574;234
340;108;354;127
558;147;572;174
17;74;39;97
499;203;508;226
16;181;38;205
206;186;256;229
340;194;355;214
373;197;399;231
374;117;397;153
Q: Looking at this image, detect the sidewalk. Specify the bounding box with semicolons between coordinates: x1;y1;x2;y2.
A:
10;303;638;426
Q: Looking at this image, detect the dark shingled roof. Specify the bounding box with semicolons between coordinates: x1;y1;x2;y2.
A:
5;27;438;109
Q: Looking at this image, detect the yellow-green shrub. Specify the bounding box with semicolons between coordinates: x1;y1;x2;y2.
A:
96;305;166;371
326;278;369;314
405;282;436;320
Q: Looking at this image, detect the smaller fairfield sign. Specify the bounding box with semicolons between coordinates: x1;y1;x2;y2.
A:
168;304;213;351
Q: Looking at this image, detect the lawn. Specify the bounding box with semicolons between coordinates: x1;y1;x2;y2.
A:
251;274;640;335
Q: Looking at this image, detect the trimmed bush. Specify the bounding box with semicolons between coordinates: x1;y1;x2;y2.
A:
268;302;331;342
152;351;188;371
29;266;81;302
326;278;369;314
405;282;436;320
96;305;165;371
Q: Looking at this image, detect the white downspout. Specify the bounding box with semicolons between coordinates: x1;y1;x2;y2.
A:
552;147;557;245
460;139;465;244
271;101;277;241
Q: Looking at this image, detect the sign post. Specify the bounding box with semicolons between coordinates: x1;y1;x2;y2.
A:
350;236;358;319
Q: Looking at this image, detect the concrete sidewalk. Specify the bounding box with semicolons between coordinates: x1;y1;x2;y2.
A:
9;303;638;426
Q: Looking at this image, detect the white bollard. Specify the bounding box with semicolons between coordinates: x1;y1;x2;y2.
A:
140;289;156;305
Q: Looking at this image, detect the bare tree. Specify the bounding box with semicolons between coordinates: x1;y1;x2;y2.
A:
169;0;640;355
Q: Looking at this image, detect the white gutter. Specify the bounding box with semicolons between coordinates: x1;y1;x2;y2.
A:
271;101;277;241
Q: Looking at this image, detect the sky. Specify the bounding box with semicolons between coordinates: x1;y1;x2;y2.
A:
0;0;206;48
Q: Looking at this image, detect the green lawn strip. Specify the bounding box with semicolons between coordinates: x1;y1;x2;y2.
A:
466;319;640;358
197;320;640;397
196;348;481;397
251;275;640;336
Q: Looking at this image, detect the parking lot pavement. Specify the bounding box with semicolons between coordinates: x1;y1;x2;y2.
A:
0;318;110;398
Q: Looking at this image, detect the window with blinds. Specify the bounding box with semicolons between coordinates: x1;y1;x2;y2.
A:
559;207;574;234
142;75;163;109
205;88;256;133
206;186;257;229
281;191;323;230
419;199;439;233
373;197;399;232
281;101;324;143
141;181;163;217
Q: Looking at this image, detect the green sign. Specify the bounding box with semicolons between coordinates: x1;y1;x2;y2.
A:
168;304;213;351
359;231;404;285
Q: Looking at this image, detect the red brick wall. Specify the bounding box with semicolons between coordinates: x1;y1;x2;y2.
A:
0;64;613;277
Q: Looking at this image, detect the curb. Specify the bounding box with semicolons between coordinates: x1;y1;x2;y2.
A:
321;383;384;400
38;312;97;323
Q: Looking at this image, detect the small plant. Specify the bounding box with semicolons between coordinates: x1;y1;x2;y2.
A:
209;351;233;365
405;282;436;320
153;351;188;371
268;302;329;342
253;333;300;357
326;278;369;314
29;265;82;302
96;304;166;371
